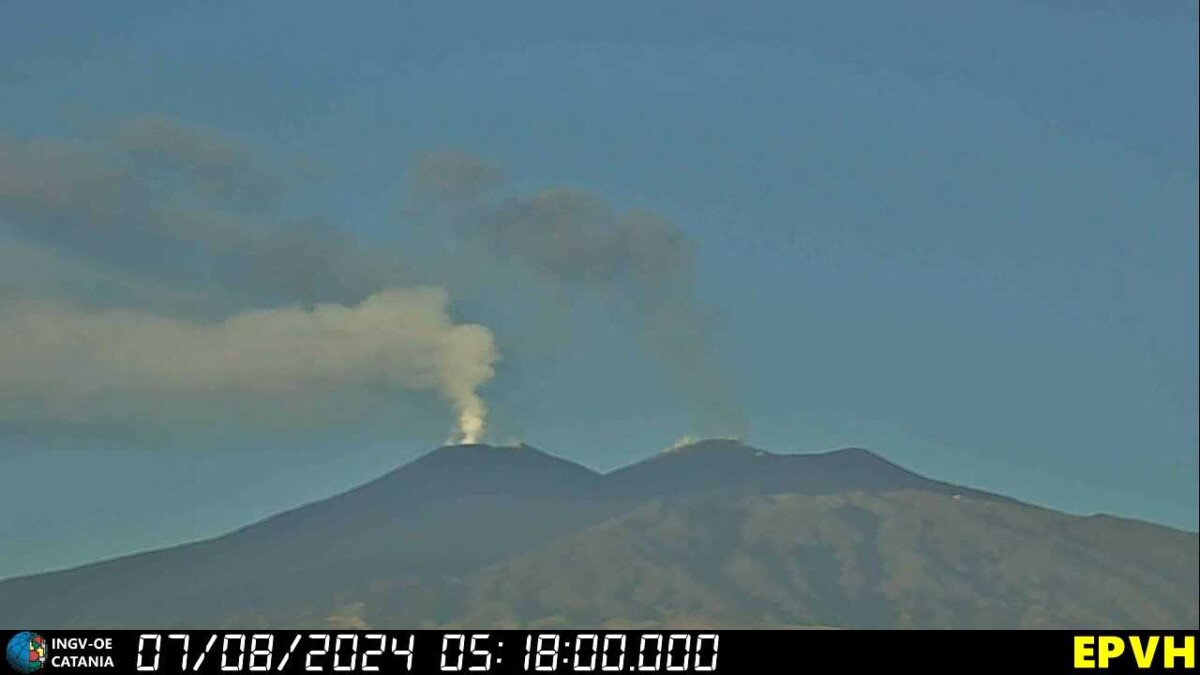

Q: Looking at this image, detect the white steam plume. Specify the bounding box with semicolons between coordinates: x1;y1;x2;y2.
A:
0;288;497;442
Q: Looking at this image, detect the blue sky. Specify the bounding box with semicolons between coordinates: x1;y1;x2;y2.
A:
0;1;1196;580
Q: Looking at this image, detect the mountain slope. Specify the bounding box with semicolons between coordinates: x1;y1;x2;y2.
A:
445;492;1198;629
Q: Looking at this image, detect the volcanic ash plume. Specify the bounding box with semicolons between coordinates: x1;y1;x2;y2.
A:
406;155;747;438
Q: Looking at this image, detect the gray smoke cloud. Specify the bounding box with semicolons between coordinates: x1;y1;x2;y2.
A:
0;119;495;442
408;150;506;205
0;116;405;313
406;153;746;438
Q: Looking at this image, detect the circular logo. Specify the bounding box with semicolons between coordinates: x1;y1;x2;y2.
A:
5;632;46;674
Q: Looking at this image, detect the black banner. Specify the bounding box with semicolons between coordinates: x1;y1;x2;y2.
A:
2;629;1196;674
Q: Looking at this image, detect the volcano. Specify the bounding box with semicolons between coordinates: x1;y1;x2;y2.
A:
0;440;1195;629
